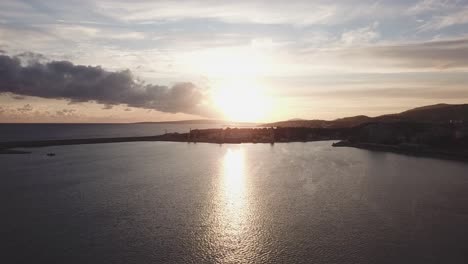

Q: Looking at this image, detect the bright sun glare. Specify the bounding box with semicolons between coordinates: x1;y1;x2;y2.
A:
212;79;271;123
190;45;274;122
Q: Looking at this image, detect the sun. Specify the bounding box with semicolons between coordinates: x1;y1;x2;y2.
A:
188;45;274;122
212;79;271;123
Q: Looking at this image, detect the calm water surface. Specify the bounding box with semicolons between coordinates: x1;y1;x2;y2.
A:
2;141;468;263
0;123;248;142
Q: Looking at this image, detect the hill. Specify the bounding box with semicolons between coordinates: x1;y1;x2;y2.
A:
262;104;468;128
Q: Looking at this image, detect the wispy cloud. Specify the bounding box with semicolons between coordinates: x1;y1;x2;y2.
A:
367;38;468;69
418;7;468;31
95;1;338;26
294;37;468;73
406;0;458;15
340;22;380;46
310;87;468;100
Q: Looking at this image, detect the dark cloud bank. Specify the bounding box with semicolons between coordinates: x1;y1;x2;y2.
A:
0;53;215;116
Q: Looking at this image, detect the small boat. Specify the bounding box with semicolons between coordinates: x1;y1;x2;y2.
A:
46;153;56;157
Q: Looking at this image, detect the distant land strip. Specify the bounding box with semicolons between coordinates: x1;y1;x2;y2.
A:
1;125;468;163
0;134;183;151
0;127;342;153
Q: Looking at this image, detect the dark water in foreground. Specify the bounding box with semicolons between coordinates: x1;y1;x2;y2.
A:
2;141;468;263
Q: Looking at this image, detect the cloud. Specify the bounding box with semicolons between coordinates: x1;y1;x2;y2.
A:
102;104;114;110
366;38;468;69
14;51;48;65
311;87;468;100
0;105;82;122
0;53;216;117
11;94;25;100
341;22;380;46
418;7;468;31
16;104;33;113
97;1;337;26
290;37;468;74
406;0;458;15
93;0;399;27
55;108;76;117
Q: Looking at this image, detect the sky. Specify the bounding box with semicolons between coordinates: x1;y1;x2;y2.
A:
0;0;468;123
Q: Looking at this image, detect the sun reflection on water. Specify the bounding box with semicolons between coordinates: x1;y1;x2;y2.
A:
223;148;246;206
212;147;254;262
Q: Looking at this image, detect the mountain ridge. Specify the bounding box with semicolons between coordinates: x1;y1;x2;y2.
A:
261;103;468;128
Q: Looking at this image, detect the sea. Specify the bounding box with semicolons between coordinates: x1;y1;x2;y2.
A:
1;124;468;263
0;123;246;142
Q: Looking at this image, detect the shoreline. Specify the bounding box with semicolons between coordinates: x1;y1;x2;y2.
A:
0;127;346;152
0;149;31;154
332;141;468;163
0;133;329;152
2;131;467;164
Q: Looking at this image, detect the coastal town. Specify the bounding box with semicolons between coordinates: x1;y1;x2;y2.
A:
1;103;467;161
186;127;347;143
2;121;467;162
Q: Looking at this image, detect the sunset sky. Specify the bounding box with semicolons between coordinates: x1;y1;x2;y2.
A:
1;0;468;123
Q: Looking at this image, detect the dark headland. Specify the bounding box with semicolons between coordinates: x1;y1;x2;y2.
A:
1;103;467;162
